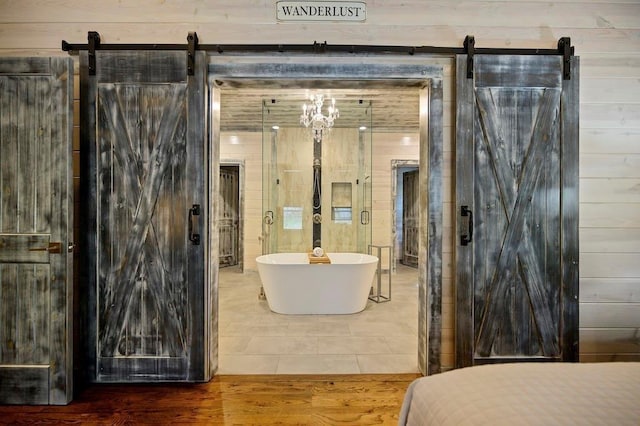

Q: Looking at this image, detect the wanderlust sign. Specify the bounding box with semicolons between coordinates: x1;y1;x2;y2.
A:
276;1;366;22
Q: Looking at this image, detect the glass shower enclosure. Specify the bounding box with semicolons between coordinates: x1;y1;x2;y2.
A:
261;95;372;255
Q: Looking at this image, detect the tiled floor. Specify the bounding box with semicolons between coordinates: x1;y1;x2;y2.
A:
218;263;419;374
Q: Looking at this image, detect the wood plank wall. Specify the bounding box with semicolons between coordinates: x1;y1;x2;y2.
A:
1;0;638;369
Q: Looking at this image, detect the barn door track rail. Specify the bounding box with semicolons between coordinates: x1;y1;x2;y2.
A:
62;32;576;80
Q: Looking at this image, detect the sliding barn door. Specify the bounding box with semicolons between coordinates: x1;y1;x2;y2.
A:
0;58;73;404
81;51;210;382
455;55;579;367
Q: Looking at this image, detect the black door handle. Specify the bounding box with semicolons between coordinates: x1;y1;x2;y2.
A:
460;205;473;246
189;204;201;245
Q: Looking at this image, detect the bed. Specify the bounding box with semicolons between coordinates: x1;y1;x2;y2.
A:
399;362;640;425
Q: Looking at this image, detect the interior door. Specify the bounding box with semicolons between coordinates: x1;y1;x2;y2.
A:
219;166;239;267
0;58;73;404
81;50;210;382
455;55;579;367
402;169;419;267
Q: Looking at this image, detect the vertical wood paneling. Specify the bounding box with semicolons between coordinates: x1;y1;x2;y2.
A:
209;84;221;378
187;51;209;380
1;77;18;233
0;57;73;404
561;57;581;361
454;56;474;369
79;50;98;386
18;78;33;233
15;265;50;364
0;264;18;363
0;77;4;231
37;77;53;235
425;79;444;376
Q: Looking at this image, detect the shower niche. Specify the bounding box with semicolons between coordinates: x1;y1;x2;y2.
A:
261;95;372;255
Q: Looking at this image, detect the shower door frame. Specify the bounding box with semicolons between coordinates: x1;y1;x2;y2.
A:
208;57;444;375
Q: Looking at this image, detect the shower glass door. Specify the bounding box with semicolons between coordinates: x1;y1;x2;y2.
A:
261;113;278;255
357;104;373;254
262;94;372;255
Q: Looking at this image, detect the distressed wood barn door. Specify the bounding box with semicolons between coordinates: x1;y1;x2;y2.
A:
0;57;73;404
81;51;210;382
455;55;579;367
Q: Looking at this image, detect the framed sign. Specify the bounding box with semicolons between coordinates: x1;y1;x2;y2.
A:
276;1;366;22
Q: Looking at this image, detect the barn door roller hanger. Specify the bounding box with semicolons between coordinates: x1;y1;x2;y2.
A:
464;35;573;80
81;31;199;76
63;32;575;80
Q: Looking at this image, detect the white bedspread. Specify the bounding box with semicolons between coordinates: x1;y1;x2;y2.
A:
399;362;640;425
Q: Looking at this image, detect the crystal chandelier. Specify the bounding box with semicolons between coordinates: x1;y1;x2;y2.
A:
300;94;339;140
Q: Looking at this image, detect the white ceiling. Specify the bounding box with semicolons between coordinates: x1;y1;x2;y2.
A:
219;87;421;132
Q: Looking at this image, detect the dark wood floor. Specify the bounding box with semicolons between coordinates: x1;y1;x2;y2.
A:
0;374;420;425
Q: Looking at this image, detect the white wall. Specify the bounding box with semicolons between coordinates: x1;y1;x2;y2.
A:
220;130;419;271
2;0;638;366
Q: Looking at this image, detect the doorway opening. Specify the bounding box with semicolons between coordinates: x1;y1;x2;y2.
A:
210;58;444;375
219;162;244;271
392;160;420;272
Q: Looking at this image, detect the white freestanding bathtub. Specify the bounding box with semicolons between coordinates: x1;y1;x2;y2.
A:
255;252;378;314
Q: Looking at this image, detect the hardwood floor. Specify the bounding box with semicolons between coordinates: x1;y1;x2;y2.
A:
0;374;420;425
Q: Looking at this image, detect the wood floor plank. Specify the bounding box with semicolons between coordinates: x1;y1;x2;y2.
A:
0;374;420;425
